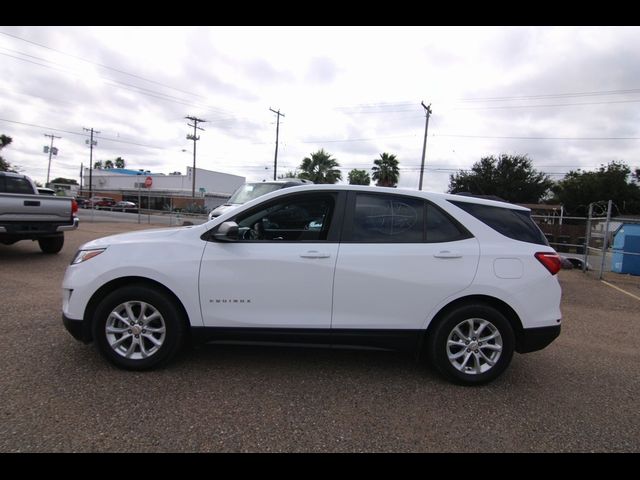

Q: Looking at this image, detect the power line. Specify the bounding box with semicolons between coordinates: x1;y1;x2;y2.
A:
460;87;640;102
0;49;238;120
0;31;205;100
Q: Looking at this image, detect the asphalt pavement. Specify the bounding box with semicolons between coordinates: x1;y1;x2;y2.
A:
0;221;639;452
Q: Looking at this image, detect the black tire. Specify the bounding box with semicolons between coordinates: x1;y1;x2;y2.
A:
428;304;515;386
38;235;64;254
92;284;186;370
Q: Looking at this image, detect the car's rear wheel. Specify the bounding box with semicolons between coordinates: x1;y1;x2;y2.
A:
38;235;64;254
92;285;186;370
428;304;515;385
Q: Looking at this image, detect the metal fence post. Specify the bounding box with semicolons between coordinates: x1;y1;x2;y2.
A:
598;200;613;280
583;203;593;273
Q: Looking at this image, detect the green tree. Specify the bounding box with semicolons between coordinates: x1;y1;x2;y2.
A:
104;159;114;169
371;152;400;187
0;134;18;172
114;157;126;168
93;160;103;169
298;149;342;184
551;161;640;215
448;154;552;203
50;177;78;185
348;169;371;185
278;170;299;179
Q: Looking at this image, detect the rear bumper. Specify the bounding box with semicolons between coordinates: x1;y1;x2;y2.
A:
57;217;79;231
62;314;92;343
517;324;561;353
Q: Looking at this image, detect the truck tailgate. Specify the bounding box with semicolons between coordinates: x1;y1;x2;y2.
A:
0;193;73;222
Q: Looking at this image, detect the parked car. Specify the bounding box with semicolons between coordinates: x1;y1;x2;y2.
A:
113;201;138;212
75;197;90;209
37;187;56;195
0;171;78;253
62;185;562;385
88;196;116;209
208;179;313;220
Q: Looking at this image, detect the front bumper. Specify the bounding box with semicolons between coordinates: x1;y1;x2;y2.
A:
516;324;561;353
62;314;92;343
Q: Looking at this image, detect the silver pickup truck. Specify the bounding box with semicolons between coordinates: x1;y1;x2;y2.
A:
0;171;79;253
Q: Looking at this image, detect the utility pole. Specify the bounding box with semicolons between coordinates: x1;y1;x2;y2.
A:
43;134;61;186
185;116;206;198
418;101;432;191
269;108;285;180
83;127;100;198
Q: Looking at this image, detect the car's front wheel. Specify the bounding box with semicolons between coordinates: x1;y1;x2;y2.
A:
92;285;186;370
428;304;515;385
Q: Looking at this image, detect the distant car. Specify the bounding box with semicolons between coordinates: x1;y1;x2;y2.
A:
208;179;313;220
113;201;138;212
89;197;116;209
75;198;90;208
561;255;589;270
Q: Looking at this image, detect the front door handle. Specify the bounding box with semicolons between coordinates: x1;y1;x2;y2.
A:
300;251;331;259
434;251;462;259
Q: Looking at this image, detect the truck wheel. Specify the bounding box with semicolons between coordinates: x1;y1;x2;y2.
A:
38;235;64;254
428;304;515;386
92;285;186;370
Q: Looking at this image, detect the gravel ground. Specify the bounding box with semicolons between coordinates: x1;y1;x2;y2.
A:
1;222;639;452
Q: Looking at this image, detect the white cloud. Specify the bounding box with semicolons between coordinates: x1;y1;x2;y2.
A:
1;26;640;192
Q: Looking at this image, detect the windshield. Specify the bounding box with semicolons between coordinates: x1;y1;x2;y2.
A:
227;183;286;204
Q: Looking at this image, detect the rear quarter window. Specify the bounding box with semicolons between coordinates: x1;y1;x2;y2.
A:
0;176;35;194
449;200;549;246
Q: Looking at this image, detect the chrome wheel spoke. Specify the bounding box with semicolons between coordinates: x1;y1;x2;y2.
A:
142;333;163;347
106;300;166;360
447;317;503;375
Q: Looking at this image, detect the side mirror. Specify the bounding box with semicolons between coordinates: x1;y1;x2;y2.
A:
213;221;239;241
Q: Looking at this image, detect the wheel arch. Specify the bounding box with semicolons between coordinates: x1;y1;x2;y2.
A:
82;276;191;343
420;295;526;358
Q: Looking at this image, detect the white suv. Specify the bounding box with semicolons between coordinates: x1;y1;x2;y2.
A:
62;185;562;385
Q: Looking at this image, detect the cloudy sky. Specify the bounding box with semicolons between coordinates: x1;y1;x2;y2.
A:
1;26;640;192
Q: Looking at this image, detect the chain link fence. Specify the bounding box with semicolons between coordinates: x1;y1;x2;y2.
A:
534;200;640;282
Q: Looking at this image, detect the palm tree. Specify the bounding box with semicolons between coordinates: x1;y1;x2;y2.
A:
298;149;342;184
104;159;114;169
348;169;371;185
114;157;126;169
372;152;400;187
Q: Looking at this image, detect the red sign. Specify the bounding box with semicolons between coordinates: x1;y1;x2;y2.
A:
144;176;153;188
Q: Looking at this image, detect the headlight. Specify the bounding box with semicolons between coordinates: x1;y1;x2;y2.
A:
71;248;106;265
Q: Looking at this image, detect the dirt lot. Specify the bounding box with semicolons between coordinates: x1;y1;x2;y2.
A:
1;222;639;452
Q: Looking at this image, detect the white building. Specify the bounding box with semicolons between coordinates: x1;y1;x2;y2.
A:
82;166;245;211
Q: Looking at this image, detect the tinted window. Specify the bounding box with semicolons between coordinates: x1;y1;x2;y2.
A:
1;176;35;194
426;203;472;243
450;200;548;246
352;193;424;243
235;194;334;241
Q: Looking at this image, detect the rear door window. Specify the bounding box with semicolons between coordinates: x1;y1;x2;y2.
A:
350;193;424;243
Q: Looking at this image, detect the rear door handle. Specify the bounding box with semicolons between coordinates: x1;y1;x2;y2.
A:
434;251;462;259
300;251;331;259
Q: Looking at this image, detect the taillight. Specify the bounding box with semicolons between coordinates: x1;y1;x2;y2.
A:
535;252;562;275
71;199;78;214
